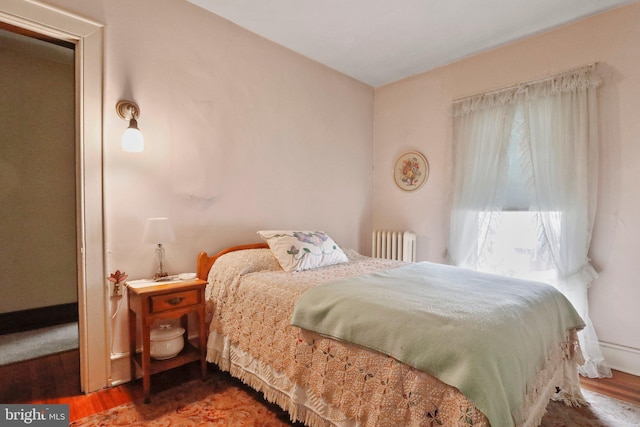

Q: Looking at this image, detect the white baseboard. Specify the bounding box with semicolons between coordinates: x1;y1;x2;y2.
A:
600;341;640;377
109;352;131;387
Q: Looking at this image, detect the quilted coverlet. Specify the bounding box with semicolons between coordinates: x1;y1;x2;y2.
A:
205;248;584;427
291;262;585;427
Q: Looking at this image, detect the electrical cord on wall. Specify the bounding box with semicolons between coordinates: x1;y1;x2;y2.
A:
110;289;126;356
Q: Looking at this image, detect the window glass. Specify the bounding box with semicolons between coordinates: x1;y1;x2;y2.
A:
477;211;558;282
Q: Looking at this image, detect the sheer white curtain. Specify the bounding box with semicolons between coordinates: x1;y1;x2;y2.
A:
448;98;515;268
449;65;611;378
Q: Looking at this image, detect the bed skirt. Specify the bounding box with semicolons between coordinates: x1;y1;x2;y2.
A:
206;329;585;427
207;329;353;427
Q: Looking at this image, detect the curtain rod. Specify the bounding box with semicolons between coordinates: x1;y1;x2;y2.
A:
453;62;598;104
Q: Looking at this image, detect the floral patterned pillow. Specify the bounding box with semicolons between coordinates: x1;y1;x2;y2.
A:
257;230;349;272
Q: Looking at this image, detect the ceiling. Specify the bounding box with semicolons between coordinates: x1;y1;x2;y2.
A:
187;0;635;87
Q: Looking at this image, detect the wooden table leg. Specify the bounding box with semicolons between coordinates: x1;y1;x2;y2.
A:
142;320;152;404
198;307;207;379
128;309;137;383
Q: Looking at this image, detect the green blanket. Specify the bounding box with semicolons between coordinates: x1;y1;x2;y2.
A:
290;262;585;427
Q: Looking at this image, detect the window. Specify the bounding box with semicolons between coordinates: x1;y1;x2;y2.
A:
475;107;557;282
449;65;611;377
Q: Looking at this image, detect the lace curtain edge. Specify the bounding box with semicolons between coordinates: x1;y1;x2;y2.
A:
452;64;601;117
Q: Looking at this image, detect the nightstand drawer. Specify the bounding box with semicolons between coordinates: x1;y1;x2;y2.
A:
150;290;198;312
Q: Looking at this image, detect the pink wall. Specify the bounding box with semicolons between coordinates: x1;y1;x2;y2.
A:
35;0;640;378
44;0;375;278
41;0;374;375
373;4;640;356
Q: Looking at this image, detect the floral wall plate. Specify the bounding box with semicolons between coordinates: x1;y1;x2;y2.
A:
394;151;429;191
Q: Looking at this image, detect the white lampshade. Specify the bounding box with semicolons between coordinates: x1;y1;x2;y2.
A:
121;119;144;152
143;217;175;244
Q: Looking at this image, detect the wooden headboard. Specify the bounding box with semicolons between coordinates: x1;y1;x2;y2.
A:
196;242;269;280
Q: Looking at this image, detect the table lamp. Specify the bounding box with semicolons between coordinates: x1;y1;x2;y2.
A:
143;217;175;279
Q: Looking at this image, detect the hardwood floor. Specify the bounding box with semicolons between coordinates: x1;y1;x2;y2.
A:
0;349;210;421
580;369;640;406
0;349;638;422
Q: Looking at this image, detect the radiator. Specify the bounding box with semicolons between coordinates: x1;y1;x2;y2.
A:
371;230;416;262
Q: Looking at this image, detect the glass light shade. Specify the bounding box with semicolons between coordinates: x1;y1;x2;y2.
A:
116;101;144;152
121;126;144;152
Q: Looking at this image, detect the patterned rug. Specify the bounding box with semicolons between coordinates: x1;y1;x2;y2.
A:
72;371;640;427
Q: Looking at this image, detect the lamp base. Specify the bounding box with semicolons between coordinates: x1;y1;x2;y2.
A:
154;271;170;280
153;244;170;280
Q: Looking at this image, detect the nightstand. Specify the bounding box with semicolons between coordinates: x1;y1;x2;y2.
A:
127;278;207;403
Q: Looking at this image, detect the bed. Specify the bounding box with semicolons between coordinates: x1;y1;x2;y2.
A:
197;233;586;427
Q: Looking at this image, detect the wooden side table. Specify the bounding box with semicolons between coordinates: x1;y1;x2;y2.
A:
127;279;208;403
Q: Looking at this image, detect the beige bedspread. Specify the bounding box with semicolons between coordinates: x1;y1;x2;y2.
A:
205;248;583;427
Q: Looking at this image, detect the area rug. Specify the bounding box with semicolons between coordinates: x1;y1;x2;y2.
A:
0;322;78;365
543;389;640;427
71;371;640;427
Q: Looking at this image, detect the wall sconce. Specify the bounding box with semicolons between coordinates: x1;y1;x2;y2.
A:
143;217;175;279
116;100;144;152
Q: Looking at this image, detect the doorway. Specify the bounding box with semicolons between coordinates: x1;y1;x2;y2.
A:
0;2;107;393
0;23;78;366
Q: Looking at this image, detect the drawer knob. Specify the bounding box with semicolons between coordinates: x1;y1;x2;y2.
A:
166;297;185;305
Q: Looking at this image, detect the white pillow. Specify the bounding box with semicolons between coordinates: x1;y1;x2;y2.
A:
257;230;349;272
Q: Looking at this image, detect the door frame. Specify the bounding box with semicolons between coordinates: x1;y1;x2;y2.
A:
0;1;107;392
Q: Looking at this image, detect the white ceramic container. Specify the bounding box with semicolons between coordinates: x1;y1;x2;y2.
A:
150;324;185;360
